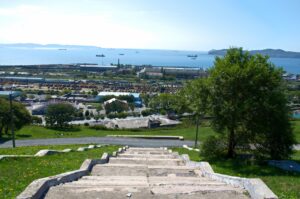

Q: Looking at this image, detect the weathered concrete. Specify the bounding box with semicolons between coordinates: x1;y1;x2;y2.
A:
192;161;278;199
44;147;250;199
34;150;60;157
0;154;33;160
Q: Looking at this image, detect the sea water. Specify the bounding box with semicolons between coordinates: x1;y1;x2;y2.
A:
1;46;300;74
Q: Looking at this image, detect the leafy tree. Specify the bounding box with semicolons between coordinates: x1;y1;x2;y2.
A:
149;93;177;114
85;110;90;117
91;90;98;96
105;100;129;114
209;47;295;159
31;116;43;125
0;98;31;137
141;109;154;117
45;103;75;129
140;93;151;107
181;78;210;147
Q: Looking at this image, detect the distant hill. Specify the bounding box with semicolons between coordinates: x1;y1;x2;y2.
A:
208;49;300;58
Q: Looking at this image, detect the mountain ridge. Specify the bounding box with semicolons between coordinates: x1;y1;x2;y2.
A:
208;49;300;58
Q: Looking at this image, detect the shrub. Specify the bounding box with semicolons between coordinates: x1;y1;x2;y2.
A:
107;113;117;119
84;122;89;126
117;112;128;118
141;109;153;117
200;136;227;159
90;125;107;130
31;116;42;125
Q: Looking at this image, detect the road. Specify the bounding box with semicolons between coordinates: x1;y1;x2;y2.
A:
0;137;194;148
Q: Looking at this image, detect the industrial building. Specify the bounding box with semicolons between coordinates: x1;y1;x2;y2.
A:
97;91;142;107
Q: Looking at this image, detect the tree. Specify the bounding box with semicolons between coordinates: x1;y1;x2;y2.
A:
209;47;295;159
31;116;43;125
104;100;129;114
45;103;75;129
182;78;210;147
0;98;31;137
149;93;177;114
85;110;90;117
91;90;98;96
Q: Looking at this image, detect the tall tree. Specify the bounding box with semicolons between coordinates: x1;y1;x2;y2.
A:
209;48;295;159
0;98;31;137
182;78;210;147
45;103;75;129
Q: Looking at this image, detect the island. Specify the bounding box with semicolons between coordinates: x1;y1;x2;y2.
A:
208;48;300;58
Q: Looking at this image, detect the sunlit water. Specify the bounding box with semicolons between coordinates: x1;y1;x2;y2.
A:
1;46;300;73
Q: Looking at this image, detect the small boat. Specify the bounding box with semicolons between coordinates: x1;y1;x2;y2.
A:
58;48;67;50
119;53;124;56
96;54;105;57
187;54;198;58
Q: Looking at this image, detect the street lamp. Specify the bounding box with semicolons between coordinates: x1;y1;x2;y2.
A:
9;91;16;148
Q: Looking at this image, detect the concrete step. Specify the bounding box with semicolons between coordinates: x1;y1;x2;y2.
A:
91;164;148;176
109;157;185;166
124;151;172;155
127;147;167;151
45;185;248;199
91;164;200;177
114;155;182;161
43;147;249;199
66;176;224;188
118;153;179;159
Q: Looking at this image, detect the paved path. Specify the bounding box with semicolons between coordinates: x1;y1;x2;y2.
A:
45;147;248;199
0;137;194;148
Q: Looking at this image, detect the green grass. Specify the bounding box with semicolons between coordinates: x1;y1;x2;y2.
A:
292;120;300;143
1;124;216;142
0;144;90;155
172;148;300;199
1;120;299;143
0;145;119;199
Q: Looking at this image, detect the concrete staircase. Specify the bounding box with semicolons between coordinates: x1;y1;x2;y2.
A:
45;147;249;199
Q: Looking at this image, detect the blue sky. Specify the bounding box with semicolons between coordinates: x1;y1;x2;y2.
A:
0;0;299;51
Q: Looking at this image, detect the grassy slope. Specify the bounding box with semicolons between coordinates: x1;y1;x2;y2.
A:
0;145;119;199
1;120;299;143
0;144;90;155
292;120;300;143
2;125;216;141
172;148;300;199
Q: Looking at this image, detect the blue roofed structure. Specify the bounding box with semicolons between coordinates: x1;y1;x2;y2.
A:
97;91;142;107
0;91;22;98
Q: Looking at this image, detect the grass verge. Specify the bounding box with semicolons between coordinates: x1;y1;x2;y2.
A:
0;145;119;198
1;124;216;142
172;148;300;199
1;120;299;143
0;144;91;155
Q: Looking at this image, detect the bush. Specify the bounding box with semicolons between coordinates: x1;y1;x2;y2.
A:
31;116;42;125
117;112;128;118
141;109;153;117
200;136;227;159
90;125;107;130
107;113;117;119
84;122;89;126
160;109;167;115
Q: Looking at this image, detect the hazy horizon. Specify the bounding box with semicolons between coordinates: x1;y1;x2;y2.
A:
2;42;300;53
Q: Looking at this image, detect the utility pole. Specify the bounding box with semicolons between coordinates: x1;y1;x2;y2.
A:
194;115;200;148
9;92;16;148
